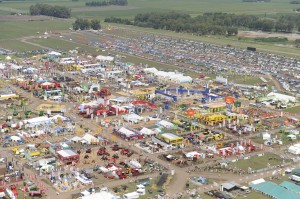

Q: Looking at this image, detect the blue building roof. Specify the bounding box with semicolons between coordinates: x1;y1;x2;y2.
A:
280;181;300;194
251;181;300;199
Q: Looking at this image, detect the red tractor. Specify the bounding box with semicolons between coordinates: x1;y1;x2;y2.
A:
131;169;143;177
10;185;18;198
99;88;111;97
120;149;133;157
29;190;43;197
97;148;106;156
103;173;115;179
120;149;129;155
112;145;121;151
116;170;127;179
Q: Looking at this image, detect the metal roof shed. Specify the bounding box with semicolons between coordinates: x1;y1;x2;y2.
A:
251;181;300;199
280;181;300;194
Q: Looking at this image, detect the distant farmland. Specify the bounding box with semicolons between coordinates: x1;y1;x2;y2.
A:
0;0;299;56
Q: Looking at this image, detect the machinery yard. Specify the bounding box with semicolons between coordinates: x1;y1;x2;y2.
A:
0;7;300;198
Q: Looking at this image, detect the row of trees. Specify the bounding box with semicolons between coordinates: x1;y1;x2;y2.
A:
29;4;71;18
290;0;300;4
86;0;128;6
73;18;101;30
104;16;132;25
104;12;300;35
242;0;271;2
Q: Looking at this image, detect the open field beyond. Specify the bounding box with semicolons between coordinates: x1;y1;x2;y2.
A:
0;0;299;16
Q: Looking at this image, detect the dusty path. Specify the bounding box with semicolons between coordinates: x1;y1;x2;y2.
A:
266;73;283;92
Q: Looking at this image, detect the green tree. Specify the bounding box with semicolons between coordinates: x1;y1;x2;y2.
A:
73;18;90;30
90;19;101;30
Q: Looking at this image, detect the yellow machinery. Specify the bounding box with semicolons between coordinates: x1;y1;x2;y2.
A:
172;118;182;126
133;88;155;100
12;147;19;153
29;151;41;157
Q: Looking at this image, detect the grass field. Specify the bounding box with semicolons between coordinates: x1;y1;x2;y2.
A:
228;153;288;171
0;0;298;16
0;20;71;40
28;37;94;52
0;40;40;51
0;0;299;58
285;105;300;114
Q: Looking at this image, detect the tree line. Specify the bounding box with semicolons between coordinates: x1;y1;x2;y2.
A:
29;4;71;18
73;18;101;30
290;0;300;4
242;0;271;2
105;12;300;35
86;0;128;6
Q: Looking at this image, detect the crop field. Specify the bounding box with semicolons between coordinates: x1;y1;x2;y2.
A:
0;20;71;40
0;40;40;52
0;0;299;57
0;0;298;17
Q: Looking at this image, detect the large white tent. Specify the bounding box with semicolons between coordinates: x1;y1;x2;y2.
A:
157;120;175;129
139;127;157;136
24;116;52;127
81;133;98;144
96;55;114;62
267;92;296;103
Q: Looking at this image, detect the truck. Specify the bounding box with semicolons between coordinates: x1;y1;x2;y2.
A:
290;175;300;182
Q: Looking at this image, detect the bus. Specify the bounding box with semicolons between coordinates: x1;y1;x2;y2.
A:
0;94;19;101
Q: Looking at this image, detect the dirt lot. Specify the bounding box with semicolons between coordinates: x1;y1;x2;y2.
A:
238;31;300;41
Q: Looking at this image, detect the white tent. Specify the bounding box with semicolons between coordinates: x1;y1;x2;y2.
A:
96;55;114;62
24;116;52;127
267;92;296;103
123;114;143;123
157;120;175;128
80;190;117;199
262;133;271;140
118;127;138;138
48;51;61;56
81;133;98;145
249;178;265;186
143;67;158;74
10;135;21;142
139;127;157;136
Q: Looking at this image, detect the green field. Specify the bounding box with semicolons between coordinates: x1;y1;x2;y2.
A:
0;0;300;57
285;105;300;114
0;0;299;16
0;40;40;51
28;37;95;52
0;20;71;40
228;153;289;171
